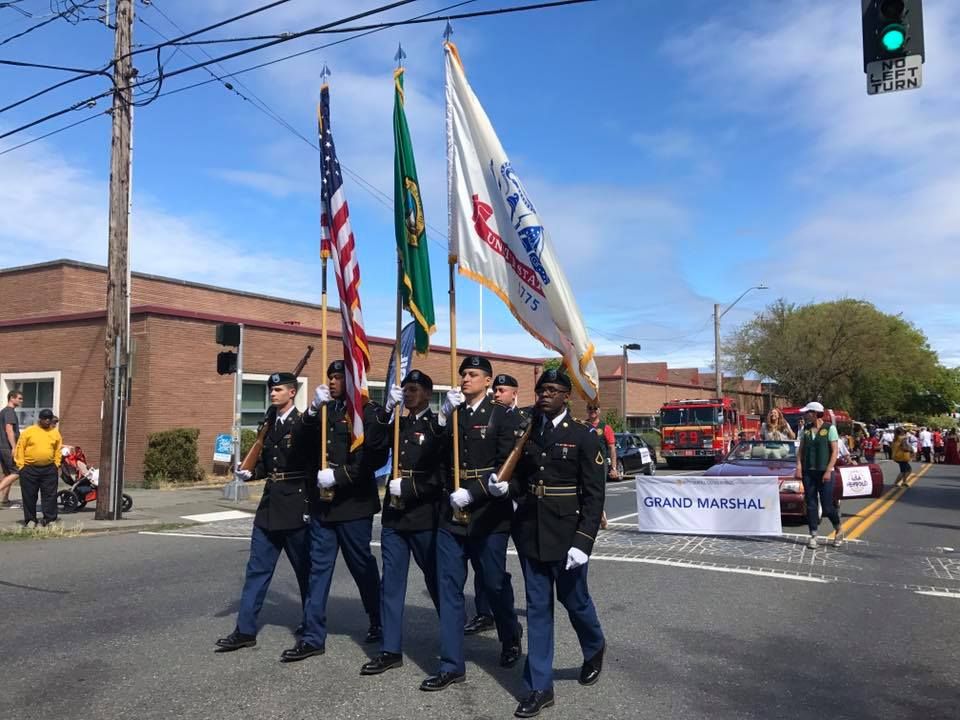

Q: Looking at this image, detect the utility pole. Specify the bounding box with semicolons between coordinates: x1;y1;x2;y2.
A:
96;0;134;521
714;303;722;400
621;343;641;430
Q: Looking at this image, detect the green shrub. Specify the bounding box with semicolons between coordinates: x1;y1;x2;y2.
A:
240;429;258;460
601;409;624;432
143;427;204;487
638;430;662;452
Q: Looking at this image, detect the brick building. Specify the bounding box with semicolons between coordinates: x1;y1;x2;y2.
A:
0;260;782;484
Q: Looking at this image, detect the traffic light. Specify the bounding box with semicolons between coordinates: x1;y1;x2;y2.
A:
217;351;238;375
215;322;241;346
862;0;924;70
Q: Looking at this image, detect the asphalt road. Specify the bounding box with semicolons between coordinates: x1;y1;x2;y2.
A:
1;461;958;720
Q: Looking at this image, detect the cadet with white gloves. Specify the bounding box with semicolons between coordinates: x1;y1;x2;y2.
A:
419;355;523;694
508;368;606;719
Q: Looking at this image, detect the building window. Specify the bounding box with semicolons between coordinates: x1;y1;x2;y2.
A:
1;371;60;428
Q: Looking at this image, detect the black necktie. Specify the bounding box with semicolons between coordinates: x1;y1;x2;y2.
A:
541;421;554;443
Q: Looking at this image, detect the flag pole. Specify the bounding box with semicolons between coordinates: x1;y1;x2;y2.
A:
449;256;467;525
390;252;403;508
317;88;331;501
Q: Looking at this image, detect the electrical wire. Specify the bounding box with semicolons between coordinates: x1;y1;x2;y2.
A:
0;0;94;46
0;106;107;155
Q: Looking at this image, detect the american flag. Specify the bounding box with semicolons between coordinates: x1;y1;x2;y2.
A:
318;84;370;451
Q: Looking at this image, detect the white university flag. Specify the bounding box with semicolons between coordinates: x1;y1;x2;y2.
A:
444;43;598;400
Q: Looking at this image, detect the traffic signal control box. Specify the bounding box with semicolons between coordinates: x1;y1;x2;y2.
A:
215;322;241;346
217;351;238;375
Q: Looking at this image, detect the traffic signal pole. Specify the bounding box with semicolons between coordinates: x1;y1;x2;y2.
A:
223;324;248;502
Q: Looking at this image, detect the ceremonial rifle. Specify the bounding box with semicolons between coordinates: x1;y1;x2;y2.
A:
238;345;314;474
494;412;534;486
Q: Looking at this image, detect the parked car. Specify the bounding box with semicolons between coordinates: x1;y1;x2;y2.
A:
703;440;884;522
614;432;657;478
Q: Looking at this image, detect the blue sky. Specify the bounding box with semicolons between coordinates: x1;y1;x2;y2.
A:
2;0;958;373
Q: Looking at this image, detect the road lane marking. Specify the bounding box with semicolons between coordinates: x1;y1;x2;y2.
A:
914;590;960;600
846;464;932;541
140;531;249;540
587;555;830;582
179;510;254;523
605;512;637;523
835;464;927;536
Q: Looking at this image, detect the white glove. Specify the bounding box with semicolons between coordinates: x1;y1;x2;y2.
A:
310;384;331;411
385;384;403;413
235;469;252;481
487;472;508;497
449;487;472;509
441;388;465;417
316;468;336;489
388;477;403;496
565;547;589;571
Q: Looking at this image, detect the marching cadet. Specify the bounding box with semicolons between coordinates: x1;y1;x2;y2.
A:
465;372;522;637
420;355;524;692
281;361;389;662
216;372;314;653
501;368;606;718
361;369;445;676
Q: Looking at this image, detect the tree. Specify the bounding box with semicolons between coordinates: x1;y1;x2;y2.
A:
541;357;562;372
726;299;959;419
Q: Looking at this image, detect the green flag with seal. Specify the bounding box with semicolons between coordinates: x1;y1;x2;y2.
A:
393;66;436;355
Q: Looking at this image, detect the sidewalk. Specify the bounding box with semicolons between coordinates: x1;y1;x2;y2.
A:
0;482;263;535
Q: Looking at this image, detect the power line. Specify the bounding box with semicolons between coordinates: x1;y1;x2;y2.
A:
0;106;106;155
0;0;95;47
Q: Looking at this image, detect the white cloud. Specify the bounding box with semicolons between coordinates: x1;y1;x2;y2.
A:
211;168;305;197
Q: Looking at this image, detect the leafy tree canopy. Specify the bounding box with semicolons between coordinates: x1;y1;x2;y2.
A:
725;299;959;420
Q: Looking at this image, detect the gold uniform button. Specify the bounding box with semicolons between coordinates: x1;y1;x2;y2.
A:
539;467;545;471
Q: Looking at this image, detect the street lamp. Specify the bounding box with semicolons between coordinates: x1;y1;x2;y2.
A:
714;283;767;398
621;343;642;429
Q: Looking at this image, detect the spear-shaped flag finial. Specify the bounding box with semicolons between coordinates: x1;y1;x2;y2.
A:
320;63;332;83
443;20;453;42
394;42;406;69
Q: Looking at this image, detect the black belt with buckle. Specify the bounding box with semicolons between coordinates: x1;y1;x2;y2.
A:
399;469;427;478
460;466;494;480
266;472;307;483
529;484;578;498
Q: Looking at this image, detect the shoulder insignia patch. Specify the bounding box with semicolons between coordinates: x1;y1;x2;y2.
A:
595;451;604;465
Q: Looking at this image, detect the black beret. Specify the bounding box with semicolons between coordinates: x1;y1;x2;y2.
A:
536;368;572;391
493;373;518;388
327;360;346;376
401;369;433;391
458;354;493;376
267;372;297;388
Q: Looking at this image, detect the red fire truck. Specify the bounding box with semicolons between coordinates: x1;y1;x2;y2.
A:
659;397;760;469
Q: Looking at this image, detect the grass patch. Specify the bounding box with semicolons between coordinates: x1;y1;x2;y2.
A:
0;523;85;541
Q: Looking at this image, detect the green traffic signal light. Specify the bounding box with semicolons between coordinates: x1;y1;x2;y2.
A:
881;24;906;52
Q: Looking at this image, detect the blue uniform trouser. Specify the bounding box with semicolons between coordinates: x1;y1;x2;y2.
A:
436;528;521;675
302;516;381;647
380;526;439;654
236;524;310;636
519;553;605;693
470;553;512;618
802;470;841;533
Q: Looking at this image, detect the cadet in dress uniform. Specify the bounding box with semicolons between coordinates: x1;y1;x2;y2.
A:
281;360;390;662
215;372;314;653
420;355;523;692
506;368;606;718
466;372;521;636
360;369;445;676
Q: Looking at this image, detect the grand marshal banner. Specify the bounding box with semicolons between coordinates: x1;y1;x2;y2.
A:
635;476;782;536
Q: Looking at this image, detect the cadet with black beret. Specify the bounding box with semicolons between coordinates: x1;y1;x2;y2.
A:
420;355;523;692
282;360;390;662
507;368;606;718
361;369;446;676
216;371;315;654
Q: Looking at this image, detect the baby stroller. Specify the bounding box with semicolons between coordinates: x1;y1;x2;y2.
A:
57;445;133;513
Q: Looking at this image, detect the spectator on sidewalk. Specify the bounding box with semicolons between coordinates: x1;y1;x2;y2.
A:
0;390;23;508
933;428;944;464
14;409;62;527
892;428;913;488
907;430;919;462
861;431;881;464
945;429;960;465
881;429;894;460
919;427;933;463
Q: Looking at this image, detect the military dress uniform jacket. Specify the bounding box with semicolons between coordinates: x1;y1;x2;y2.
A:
441;395;521;537
252;407;317;532
312;400;390;523
511;412;605;562
380;408;448;533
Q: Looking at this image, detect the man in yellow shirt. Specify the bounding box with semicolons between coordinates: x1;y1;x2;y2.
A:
14;409;62;528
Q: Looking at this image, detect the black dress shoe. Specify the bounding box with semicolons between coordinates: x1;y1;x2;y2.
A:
419;671;466;692
364;624;383;644
500;625;523;668
514;689;555;718
280;640;325;663
579;644;604;685
360;651;403;675
464;614;495;635
215;630;257;652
